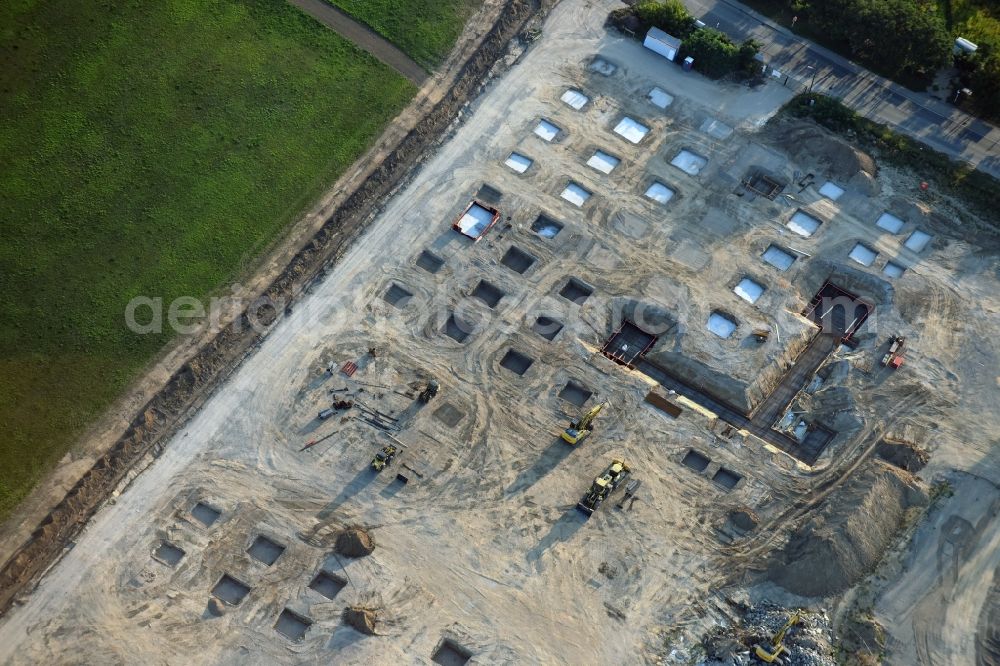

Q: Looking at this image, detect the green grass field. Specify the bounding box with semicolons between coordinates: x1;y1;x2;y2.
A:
327;0;481;68
0;0;417;520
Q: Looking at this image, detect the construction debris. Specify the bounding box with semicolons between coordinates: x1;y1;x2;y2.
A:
335;527;375;558
343;607;378;635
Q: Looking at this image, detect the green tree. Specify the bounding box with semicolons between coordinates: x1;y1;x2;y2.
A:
678;28;740;78
635;0;697;38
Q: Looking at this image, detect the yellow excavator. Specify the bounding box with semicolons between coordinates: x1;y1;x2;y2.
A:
561;402;605;445
754;612;800;664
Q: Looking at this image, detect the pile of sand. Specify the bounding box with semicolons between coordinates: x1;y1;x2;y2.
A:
766;120;877;191
343;607;378;635
335;527;375;557
768;461;927;597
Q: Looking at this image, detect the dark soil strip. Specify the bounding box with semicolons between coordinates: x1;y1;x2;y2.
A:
289;0;428;85
0;0;538;617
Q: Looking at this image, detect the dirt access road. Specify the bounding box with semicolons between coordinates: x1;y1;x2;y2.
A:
288;0;428;85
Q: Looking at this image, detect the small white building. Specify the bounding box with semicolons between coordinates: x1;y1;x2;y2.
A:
644;27;681;62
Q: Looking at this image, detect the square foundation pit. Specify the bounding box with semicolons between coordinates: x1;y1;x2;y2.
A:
534;119;561;142
787;210;821;237
613;117;650;144
560;182;591;207
559;381;593;407
432;639;473;666
153;541;185;567
504;152;533;173
713;467;742;490
762;244;796;272
531;214;563;239
471;280;505;309
443;314;473;343
433;402;466;428
849;243;878;267
500;246;536;274
586;150;620;174
644;181;675;204
416;250;445;274
883;261;905;278
532;316;564;340
648;86;674;109
681;449;711;472
875;212;904;233
247;535;286;566
734;278;765;304
559;278;594;305
275;608;312;642
589;56;617;76
212;574;251;606
500;350;534;376
309;571;346;600
191;502;221;528
670;149;708;176
383;283;413;308
904;230;932;252
819;181;845;200
707;312;738;339
561;88;589;110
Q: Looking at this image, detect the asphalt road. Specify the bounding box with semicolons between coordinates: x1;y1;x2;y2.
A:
680;0;1000;178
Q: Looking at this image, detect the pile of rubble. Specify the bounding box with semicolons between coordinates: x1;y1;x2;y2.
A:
701;601;835;666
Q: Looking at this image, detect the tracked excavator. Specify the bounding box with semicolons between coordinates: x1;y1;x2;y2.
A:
753;612;800;664
576;459;631;516
561;402;605;445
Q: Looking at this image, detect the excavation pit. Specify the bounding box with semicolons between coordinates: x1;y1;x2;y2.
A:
745;171;784;199
560;182;591;207
532;316;564;340
681;449;711;473
443;314;473;343
589;56;617;76
670;149;708;176
787;210;821;237
191;502;221;527
819;180;845;200
500;350;534;376
762;244;796;272
601;321;657;366
500;246;536;274
308;571;346;600
247;535;285;566
712;468;742;490
433;402;466;428
707;312;738;339
275;608;312;642
531;214;563;239
534;119;560;142
453;201;500;240
804;281;874;339
504;152;532;173
875;212;904;233
644;181;675;204
848;242;878;267
471;280;505;309
416;250;445;273
612;117;649;144
153;541;185;567
561;88;589;110
559;381;593;407
905;229;932;252
734;278;765;304
883;261;905;278
559;278;594;305
648;86;674;109
476;184;502;204
383;283;413;308
212;574;251;606
432;639;473;666
587;149;621;174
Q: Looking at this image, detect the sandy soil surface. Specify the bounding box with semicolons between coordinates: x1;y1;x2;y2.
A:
1;1;998;664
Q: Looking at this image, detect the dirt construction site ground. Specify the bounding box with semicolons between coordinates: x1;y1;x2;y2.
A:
1;0;999;664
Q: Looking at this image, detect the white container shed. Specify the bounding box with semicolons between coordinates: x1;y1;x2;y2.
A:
644;27;681;62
